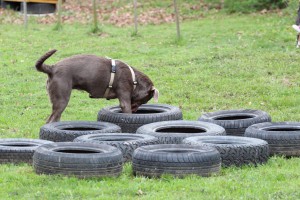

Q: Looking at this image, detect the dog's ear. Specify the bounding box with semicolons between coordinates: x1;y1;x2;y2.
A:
151;86;159;102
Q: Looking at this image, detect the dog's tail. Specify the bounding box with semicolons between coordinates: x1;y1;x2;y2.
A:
35;49;57;74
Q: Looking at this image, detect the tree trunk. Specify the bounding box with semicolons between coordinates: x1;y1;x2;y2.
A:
56;0;63;30
133;0;138;35
92;0;99;33
23;0;28;29
173;0;181;39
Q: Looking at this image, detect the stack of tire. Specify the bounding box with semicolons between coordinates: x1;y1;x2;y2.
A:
36;106;274;178
34;106;300;178
2;104;300;179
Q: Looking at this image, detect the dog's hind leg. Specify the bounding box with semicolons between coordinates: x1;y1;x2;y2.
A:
46;99;70;123
46;79;72;123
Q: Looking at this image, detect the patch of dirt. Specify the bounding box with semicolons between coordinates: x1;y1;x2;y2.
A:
37;1;177;26
282;77;294;87
0;1;209;26
0;8;23;24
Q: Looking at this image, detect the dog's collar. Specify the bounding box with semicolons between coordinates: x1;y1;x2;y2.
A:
104;59;137;99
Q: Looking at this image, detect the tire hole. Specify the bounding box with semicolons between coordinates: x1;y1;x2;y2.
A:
155;149;200;153
263;127;300;132
156;127;206;133
214;115;254;120
54;149;103;154
62;127;101;131
203;140;246;145
0;143;36;147
94;137;137;142
134;109;164;114
116;109;164;114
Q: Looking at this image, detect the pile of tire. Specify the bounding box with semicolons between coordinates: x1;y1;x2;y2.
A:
2;104;300;179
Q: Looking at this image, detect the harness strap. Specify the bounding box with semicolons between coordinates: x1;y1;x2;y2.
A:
104;59;137;99
127;65;137;90
104;59;116;99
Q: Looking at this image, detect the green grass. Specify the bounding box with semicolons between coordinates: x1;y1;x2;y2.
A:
0;7;300;200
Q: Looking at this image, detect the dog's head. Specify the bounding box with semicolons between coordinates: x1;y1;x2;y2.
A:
131;85;159;113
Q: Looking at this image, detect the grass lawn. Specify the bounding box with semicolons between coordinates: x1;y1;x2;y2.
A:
0;4;300;200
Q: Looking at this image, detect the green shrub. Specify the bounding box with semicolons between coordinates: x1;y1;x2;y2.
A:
224;0;288;13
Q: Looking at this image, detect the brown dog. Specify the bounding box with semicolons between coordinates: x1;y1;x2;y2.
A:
35;49;159;123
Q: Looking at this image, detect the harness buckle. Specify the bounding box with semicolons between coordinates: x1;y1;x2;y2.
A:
111;59;116;73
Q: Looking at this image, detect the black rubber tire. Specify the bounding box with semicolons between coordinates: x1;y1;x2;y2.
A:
245;122;300;156
21;3;56;14
0;139;53;164
74;133;160;162
136;120;226;144
198;109;271;136
132;144;221;178
33;142;123;178
39;121;122;142
183;136;269;167
97;104;183;133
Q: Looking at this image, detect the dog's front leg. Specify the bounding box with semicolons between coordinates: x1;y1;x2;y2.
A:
118;94;132;113
119;100;132;113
